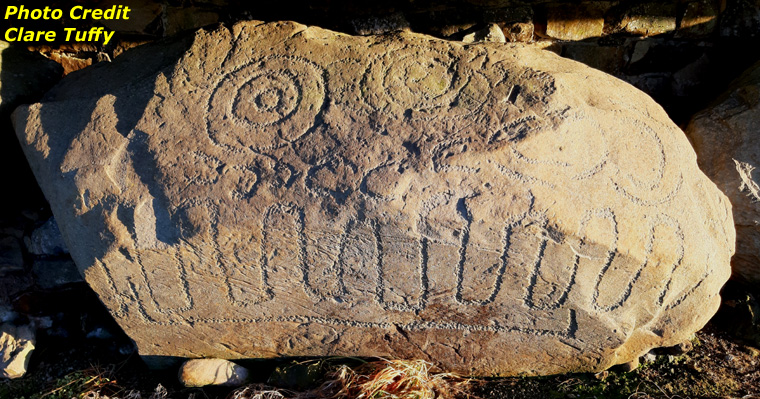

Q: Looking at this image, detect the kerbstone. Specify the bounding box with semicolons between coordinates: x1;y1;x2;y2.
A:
13;21;734;376
686;61;760;284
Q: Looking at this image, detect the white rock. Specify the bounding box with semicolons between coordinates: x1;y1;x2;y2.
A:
178;358;249;387
0;323;35;379
463;23;506;43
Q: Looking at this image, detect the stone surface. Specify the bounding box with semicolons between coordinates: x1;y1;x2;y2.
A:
501;21;534;42
179;359;249;387
0;41;62;118
672;54;712;97
545;2;607;41
620;3;677;36
685;61;760;284
0;324;35;379
351;12;411;36
47;52;93;76
13;21;734;376
26;217;69;256
32;258;84;289
719;0;760;37
163;6;221;37
462;23;507;43
484;6;534;42
676;0;719;38
0;41;62;217
561;42;626;75
0;236;24;276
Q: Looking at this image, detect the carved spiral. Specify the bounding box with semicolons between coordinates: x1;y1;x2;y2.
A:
206;56;326;151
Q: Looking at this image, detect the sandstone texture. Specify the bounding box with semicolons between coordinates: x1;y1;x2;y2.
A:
620;3;677;36
13;21;733;376
686;61;760;284
544;3;607;41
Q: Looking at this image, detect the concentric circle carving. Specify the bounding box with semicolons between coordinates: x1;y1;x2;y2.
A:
206;56;326;150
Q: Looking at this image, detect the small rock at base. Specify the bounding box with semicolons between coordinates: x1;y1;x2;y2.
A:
178;358;249;387
641;351;658;364
594;370;609;380
619;357;640;372
462;23;506;43
620;3;677;36
665;340;694;355
26;217;69;256
0;323;35;379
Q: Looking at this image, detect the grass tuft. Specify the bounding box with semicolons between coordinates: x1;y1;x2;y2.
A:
323;359;470;399
232;359;471;399
229;383;293;399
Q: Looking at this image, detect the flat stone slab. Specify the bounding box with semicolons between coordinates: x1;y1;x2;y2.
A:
13;21;734;376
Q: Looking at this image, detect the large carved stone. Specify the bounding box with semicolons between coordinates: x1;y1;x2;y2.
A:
13;21;734;376
686;61;760;284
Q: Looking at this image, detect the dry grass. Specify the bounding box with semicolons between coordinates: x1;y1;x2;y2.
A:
231;359;472;399
39;365;124;399
230;383;295;399
323;359;471;399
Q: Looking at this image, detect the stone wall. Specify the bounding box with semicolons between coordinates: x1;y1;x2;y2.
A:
1;0;757;270
3;0;759;124
0;0;757;285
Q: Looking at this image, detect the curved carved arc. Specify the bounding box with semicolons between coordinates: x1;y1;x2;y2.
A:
373;219;429;312
450;198;530;307
92;200;196;321
448;69;492;118
92;258;130;319
204;202;272;309
93;248;185;326
256;202;312;301
430;137;486;177
506;113;610;182
254;202;361;304
301;217;352;303
561;209;619;312
592;213;683;313
336;219;380;304
168;154;296;309
651;214;685;307
134;246;194;315
180;149;284;210
521;212;580;311
607;118;683;206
